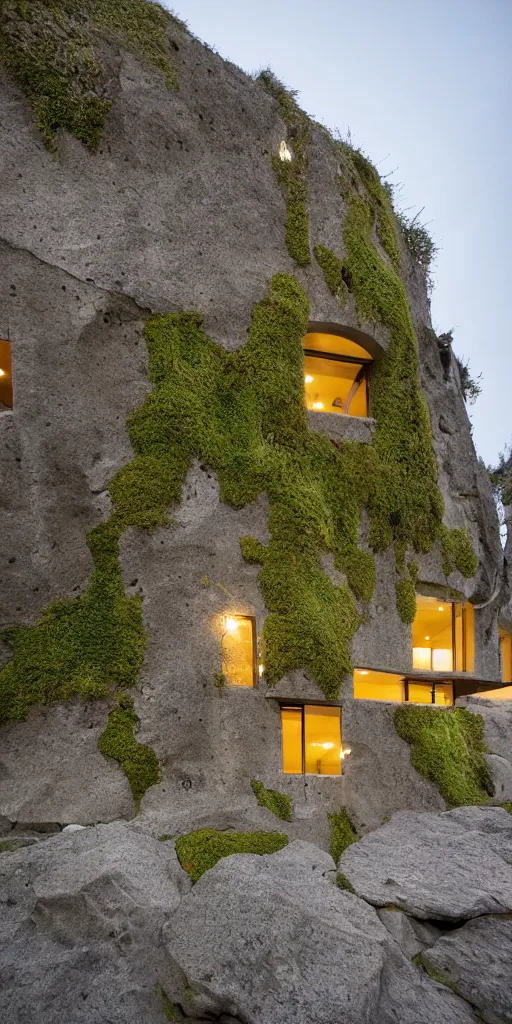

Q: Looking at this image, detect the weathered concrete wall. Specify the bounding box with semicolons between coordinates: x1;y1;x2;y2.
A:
0;15;504;833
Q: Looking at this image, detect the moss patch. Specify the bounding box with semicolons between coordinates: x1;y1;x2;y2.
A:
336;871;355;893
257;70;310;267
175;828;288;883
98;692;161;807
328;808;358;863
440;527;479;579
394;705;494;807
0;0;180;152
156;984;183;1022
313;244;347;305
251;779;293;821
0;838;36;853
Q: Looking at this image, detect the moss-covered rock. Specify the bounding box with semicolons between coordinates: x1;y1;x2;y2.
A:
394;705;494;807
98;692;161;807
328;808;358;863
174;828;288;883
313;244;347;305
251;779;293;821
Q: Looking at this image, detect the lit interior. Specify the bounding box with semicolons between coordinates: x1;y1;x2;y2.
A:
354;669;405;701
303;332;370;418
0;339;13;408
281;704;343;775
499;629;512;683
221;615;255;687
412;596;454;671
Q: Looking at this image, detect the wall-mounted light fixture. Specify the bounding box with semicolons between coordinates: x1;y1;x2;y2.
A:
279;141;292;162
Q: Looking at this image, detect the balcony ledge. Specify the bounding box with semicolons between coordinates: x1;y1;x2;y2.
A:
307;409;375;443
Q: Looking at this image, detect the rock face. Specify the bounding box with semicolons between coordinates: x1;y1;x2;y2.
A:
0;0;505;834
339;807;512;919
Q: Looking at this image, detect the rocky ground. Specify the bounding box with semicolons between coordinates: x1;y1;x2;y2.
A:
1;806;511;1024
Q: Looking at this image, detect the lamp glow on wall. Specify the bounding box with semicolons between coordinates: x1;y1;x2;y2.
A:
412;647;453;671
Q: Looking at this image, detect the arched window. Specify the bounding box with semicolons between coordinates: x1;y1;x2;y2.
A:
303;330;374;419
0;339;13;409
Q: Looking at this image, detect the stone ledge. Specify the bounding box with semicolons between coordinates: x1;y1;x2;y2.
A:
307;410;376;443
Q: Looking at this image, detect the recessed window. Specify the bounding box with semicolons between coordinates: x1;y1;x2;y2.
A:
0;339;13;409
303;332;372;418
281;704;349;775
412;595;474;673
221;615;257;687
354;668;454;705
499;628;512;684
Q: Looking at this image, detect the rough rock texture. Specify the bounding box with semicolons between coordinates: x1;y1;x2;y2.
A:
377;907;442;959
0;4;504;830
164;840;478;1024
339;807;512;919
422;916;512;1024
0;822;189;1024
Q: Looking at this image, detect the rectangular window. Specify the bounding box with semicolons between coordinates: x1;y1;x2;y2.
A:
304;353;368;417
499;629;512;684
281;704;343;775
407;682;454;705
412;596;474;673
221;615;257;687
0;339;13;409
353;669;405;701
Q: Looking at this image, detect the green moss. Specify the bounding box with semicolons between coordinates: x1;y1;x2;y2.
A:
394;705;494;807
501;802;512;814
175;828;288;883
396;577;417;624
413;955;460;997
0;0;180;152
313;244;347;305
0;838;36;853
0;522;145;726
213;671;226;689
239;536;267;565
440;527;479;578
328;808;358;863
98;693;161;806
94;0;181;90
156;984;183;1022
251;779;293;821
336;871;355;893
350;150;402;273
340;549;375;602
257;70;311;267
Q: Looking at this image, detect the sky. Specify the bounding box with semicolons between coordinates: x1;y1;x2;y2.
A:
164;0;511;467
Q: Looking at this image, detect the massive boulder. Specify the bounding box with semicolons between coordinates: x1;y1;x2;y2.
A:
338;806;512;919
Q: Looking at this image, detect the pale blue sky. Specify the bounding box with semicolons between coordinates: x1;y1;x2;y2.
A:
165;0;511;466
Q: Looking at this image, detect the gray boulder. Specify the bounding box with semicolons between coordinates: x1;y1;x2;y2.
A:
0;821;188;1023
377;907;442;958
339;807;512;920
421;915;512;1023
164;840;478;1024
485;753;512;803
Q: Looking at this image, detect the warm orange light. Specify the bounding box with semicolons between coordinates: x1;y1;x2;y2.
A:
0;369;5;377
359;670;368;675
312;401;324;410
425;635;430;640
438;606;444;612
305;374;314;384
224;617;239;633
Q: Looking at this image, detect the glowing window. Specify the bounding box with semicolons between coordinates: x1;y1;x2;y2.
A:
354;669;405;702
221;615;256;687
303;332;371;418
412;596;474;673
0;339;13;409
407;682;454;705
281;704;346;775
499;628;512;684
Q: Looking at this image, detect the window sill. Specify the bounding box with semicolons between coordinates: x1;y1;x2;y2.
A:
307;410;376;443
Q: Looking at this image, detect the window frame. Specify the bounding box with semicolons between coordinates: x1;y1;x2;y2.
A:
303;345;372;418
221;613;258;688
280;701;343;775
412;597;471;674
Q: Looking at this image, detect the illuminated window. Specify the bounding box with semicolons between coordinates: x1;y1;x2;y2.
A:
354;668;454;705
303;332;371;418
0;339;13;409
412;596;474;673
221;615;257;687
281;704;348;775
499;628;512;684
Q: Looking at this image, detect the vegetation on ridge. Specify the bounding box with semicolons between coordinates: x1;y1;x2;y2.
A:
98;692;161;807
328;808;358;864
0;0;182;151
251;779;293;821
175;828;289;883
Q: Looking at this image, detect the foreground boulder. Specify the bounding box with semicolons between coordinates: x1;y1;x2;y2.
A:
164;840;479;1024
339;807;512;920
0;822;188;1024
